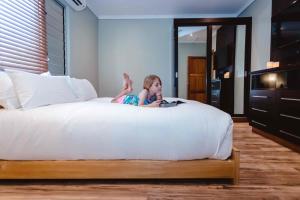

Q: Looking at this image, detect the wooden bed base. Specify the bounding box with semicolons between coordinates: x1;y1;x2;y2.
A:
0;148;240;184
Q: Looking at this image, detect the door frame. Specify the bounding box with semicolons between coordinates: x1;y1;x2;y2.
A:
187;56;207;102
174;17;252;117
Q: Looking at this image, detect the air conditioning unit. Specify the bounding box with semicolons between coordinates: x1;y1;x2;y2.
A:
65;0;87;11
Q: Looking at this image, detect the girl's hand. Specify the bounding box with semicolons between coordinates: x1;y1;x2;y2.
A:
156;92;162;101
149;100;161;107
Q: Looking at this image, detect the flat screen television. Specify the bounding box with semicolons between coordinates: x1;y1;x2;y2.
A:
271;1;300;67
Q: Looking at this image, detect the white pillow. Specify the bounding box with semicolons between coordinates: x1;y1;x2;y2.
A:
41;71;52;76
0;71;21;109
7;71;78;109
69;78;97;101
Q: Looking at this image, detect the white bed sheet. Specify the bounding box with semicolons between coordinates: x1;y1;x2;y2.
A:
0;97;233;160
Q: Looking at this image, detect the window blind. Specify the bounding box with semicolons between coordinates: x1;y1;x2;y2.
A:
46;0;65;75
0;0;48;73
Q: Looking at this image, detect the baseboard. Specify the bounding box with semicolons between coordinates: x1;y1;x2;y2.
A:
252;127;300;153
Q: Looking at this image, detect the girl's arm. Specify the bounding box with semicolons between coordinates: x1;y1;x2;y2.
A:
138;89;147;106
138;89;161;107
156;92;162;101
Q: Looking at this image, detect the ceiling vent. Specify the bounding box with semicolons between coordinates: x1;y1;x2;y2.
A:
65;0;87;11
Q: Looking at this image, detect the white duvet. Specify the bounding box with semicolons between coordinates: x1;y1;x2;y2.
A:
0;98;233;160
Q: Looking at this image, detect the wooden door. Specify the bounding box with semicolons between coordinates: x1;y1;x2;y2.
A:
188;56;207;103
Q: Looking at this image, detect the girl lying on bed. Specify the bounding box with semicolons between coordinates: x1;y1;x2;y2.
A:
111;73;162;107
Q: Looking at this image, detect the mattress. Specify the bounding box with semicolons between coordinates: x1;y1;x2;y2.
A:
0;97;233;160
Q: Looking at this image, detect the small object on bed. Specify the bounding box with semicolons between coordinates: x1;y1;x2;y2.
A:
159;99;185;107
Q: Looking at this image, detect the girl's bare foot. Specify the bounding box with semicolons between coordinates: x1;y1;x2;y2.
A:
122;73;130;90
127;79;133;92
122;73;133;92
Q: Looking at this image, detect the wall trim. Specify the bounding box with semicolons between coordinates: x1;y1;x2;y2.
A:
236;0;256;16
97;14;237;20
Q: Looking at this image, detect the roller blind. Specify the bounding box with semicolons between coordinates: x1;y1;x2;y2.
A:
0;0;48;73
46;0;65;75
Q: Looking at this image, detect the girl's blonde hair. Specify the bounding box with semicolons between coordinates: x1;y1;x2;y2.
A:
143;75;162;90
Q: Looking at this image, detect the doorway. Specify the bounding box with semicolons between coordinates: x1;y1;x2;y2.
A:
174;18;252;117
188;56;207;103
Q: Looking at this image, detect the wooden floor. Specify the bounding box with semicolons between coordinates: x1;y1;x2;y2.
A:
0;123;299;200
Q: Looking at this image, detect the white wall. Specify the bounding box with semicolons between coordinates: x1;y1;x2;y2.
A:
58;0;99;92
98;19;173;97
239;0;272;72
234;25;246;114
178;43;206;99
67;7;99;92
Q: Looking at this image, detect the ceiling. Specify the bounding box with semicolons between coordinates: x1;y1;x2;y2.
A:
179;27;207;43
178;26;221;43
86;0;255;19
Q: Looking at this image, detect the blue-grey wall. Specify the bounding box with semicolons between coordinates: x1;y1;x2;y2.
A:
98;19;174;97
239;0;272;72
58;0;99;92
57;0;272;96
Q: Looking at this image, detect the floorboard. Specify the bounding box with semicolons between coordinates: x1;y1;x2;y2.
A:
0;123;299;199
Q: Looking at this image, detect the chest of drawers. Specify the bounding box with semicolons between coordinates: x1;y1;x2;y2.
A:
250;67;300;146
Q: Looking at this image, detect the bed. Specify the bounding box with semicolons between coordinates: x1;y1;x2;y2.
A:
0;97;239;183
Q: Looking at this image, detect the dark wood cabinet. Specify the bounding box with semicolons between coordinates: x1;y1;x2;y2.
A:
250;67;300;145
249;90;276;132
253;0;300;149
272;0;298;17
271;0;300;67
277;90;300;143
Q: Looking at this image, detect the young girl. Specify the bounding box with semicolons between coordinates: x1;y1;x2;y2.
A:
111;73;162;107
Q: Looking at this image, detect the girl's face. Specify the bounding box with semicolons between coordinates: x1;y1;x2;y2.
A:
149;78;162;95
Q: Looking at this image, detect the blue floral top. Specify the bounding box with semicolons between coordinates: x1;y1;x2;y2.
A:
122;94;157;106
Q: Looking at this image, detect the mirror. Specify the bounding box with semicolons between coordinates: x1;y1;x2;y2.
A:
234;25;246;115
178;26;207;103
174;19;251;117
210;25;246;115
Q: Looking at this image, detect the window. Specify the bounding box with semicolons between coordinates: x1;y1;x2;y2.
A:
45;0;65;75
0;0;48;73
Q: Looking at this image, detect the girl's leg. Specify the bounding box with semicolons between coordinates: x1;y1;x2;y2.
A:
111;73;133;103
122;73;133;91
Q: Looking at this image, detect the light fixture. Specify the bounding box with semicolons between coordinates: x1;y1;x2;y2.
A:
268;74;277;82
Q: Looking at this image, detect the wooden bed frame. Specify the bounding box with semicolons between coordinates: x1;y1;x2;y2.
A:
0;148;240;184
